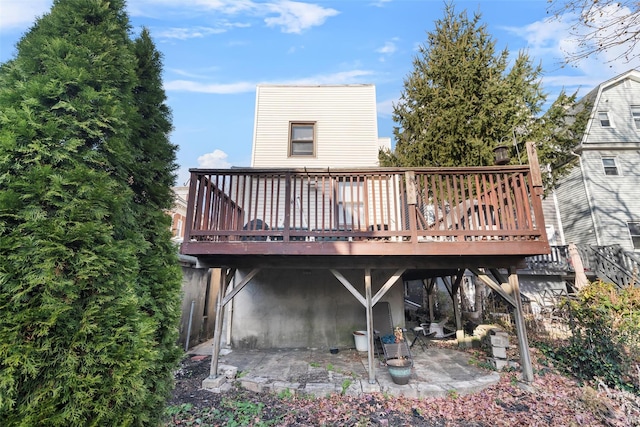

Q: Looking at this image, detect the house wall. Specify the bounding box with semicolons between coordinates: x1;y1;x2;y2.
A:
251;85;382;168
178;264;219;350
582;149;640;250
554;70;640;250
555;164;598;247
229;268;404;349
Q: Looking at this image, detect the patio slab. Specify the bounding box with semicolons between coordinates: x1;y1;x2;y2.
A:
189;340;501;398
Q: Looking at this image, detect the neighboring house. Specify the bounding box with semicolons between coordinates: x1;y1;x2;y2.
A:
554;69;640;252
170;186;188;242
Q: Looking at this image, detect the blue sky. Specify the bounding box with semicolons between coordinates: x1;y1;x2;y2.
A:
2;0;639;185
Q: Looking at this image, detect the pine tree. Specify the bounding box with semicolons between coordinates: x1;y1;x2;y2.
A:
0;1;179;424
381;3;587;191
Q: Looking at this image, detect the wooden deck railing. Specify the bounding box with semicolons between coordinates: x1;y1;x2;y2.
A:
182;165;547;247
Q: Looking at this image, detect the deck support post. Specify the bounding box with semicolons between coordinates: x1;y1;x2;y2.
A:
508;266;534;382
209;268;230;379
330;268;405;384
364;268;376;384
209;268;256;379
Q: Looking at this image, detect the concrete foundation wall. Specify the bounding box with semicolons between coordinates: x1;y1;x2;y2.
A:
230;268;404;350
178;265;219;350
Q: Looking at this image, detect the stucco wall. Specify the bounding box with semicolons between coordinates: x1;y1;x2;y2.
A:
229;268;404;350
178;265;220;350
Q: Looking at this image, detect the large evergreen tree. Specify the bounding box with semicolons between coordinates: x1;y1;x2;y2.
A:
129;28;183;423
0;1;181;425
381;3;588;191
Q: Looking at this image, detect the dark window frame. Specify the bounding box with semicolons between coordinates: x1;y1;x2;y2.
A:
628;221;640;250
289;122;316;157
598;111;612;127
602;157;619;176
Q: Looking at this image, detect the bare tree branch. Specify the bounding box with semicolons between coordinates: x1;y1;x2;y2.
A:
547;0;640;64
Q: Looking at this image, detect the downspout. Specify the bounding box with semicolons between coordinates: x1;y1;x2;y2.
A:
572;152;601;245
551;189;566;246
225;274;235;348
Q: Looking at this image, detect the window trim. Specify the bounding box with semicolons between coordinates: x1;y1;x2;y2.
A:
631;105;640;130
289;122;316;157
601;157;619;176
598;111;613;127
627;221;640;250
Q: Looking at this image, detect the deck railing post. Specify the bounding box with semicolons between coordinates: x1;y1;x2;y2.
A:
526;141;548;241
284;172;291;241
405;171;418;242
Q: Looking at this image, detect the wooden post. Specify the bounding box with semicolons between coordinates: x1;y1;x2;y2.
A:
405;171;418;242
364;268;376;384
508;266;534;382
209;268;229;379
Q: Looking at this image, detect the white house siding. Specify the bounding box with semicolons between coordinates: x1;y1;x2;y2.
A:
553;70;640;251
251;85;381;168
583;75;640;145
582;149;640;250
555;165;598;247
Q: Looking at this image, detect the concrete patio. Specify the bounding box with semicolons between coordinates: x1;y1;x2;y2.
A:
189;339;503;398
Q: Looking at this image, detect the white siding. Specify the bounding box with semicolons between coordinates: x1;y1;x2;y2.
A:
251;85;381;168
553;70;640;251
584;74;640;146
555;165;598;247
583;150;640;250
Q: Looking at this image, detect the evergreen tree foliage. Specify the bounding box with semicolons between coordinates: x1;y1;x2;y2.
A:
129;28;183;423
0;1;181;425
381;3;588;192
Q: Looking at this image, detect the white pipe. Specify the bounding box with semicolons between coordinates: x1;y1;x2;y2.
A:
185;300;195;352
573;152;601;245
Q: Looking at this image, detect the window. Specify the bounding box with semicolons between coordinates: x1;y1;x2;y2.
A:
628;222;640;250
290;123;315;156
602;157;619;175
632;106;640;129
598;111;612;127
337;180;365;230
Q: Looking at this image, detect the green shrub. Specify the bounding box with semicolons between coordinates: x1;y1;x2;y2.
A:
540;281;640;393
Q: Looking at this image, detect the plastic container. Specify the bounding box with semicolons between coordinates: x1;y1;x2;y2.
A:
353;330;368;352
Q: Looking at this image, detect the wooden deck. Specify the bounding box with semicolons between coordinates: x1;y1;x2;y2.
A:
181;153;549;268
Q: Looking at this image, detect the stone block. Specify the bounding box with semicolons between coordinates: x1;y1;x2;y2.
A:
491;346;507;359
490;334;509;347
360;380;381;394
489;357;509;370
240;376;269;393
217;364;238;379
271;381;300;395
202;375;227;390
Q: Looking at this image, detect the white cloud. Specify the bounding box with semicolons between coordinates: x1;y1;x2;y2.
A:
263;1;339;34
377;98;395;118
504;12;640;96
376;40;397;55
130;0;338;34
0;0;51;31
283;69;375;85
370;0;392;7
164;69;374;94
155;26;227;40
164;79;255;93
197;149;232;168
